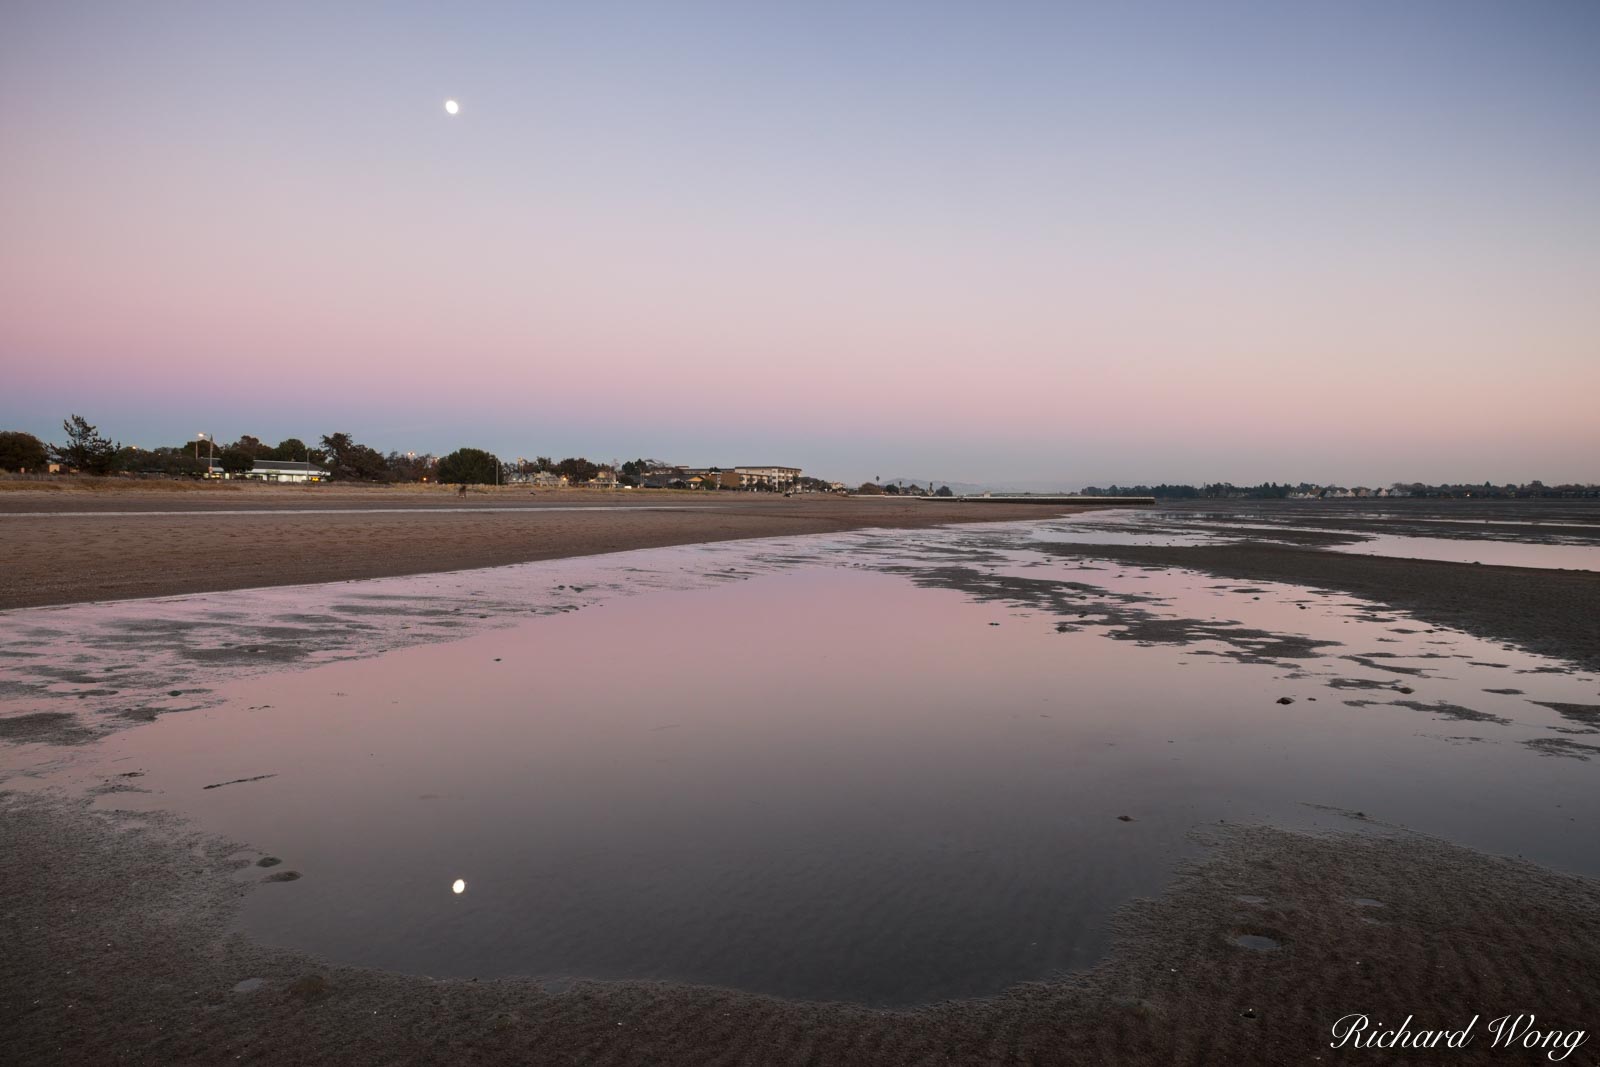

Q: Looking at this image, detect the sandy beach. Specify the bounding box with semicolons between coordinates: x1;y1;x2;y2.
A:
4;493;1598;1065
0;484;1100;610
5;791;1596;1066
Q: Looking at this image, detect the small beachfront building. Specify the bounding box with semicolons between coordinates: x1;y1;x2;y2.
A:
206;460;329;483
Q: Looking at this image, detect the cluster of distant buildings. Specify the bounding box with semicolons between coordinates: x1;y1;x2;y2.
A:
188;458;824;490
1292;482;1599;500
1287;486;1406;499
1085;480;1600;501
505;465;815;491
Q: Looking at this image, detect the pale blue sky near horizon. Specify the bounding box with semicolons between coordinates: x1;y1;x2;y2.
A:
3;1;1597;486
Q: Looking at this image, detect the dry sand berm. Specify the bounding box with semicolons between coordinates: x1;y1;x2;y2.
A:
0;484;1105;609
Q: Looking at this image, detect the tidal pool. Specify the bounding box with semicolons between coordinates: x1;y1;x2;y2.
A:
2;520;1597;1005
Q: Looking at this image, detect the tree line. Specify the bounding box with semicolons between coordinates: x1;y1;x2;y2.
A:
1079;482;1304;499
0;417;428;481
0;416;631;487
854;482;954;496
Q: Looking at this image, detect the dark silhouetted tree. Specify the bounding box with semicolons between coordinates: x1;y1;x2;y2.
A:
319;432;387;480
52;415;119;475
120;446;206;477
436;448;499;484
0;430;49;472
554;457;598;484
218;445;256;475
386;451;434;482
269;437;317;462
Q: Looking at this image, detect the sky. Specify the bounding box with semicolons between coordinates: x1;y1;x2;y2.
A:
2;1;1597;487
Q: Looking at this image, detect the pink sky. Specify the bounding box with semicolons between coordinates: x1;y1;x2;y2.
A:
3;2;1596;485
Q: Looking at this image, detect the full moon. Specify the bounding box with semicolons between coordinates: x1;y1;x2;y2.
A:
451;878;466;894
444;99;459;116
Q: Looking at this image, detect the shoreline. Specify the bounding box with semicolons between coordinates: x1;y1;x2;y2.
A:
0;488;1101;611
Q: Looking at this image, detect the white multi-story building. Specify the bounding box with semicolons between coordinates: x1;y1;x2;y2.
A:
732;466;802;490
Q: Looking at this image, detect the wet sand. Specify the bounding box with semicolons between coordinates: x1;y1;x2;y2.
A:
4;791;1595;1066
1161;497;1600;544
0;486;1100;610
5;492;1600;1063
1038;539;1600;674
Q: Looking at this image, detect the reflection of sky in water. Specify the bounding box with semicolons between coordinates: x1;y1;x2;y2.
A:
1319;533;1600;569
1;520;1598;1005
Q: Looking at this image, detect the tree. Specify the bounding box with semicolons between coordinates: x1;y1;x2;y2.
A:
554;457;599;484
935;485;955;497
436;448;500;484
52;415;119;475
123;446;206;478
0;430;49;472
269;437;314;462
386;451;434;482
218;445;256;476
856;482;884;495
319;432;387;481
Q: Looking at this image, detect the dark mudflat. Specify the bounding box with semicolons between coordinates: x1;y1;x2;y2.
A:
1040;540;1600;673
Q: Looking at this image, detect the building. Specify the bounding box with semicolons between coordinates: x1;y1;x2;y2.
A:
731;465;802;490
206;460;329;483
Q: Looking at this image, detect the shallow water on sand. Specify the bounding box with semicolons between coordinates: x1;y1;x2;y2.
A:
1047;505;1600;570
2;519;1598;1005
